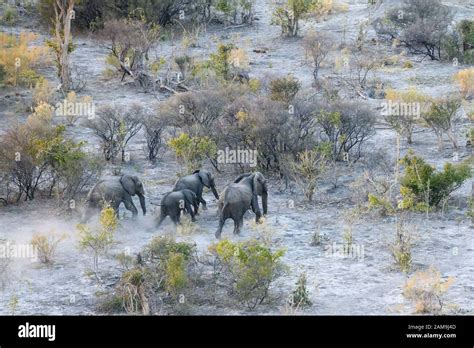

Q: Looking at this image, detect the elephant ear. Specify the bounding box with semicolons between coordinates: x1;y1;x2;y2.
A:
234;173;251;183
198;170;211;187
120;175;136;196
252;173;265;195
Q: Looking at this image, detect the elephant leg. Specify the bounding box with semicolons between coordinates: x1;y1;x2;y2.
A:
215;216;226;239
232;218;239;235
193;201;199;215
156;211;167;229
199;196;208;210
175;210;182;225
111;201;120;219
123;198;138;218
235;217;244;236
81;204;95;223
251;195;262;223
185;201;196;222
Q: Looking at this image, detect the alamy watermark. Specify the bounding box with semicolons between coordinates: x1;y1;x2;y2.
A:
217;147;258;167
324;242;365;261
55;99;95;119
0;242;38;261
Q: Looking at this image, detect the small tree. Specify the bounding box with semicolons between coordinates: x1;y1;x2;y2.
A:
285;145;330;202
77;206;118;270
423;97;461;150
303;31;332;82
142;113;167;163
289;273;312;308
454;68;474;99
272;0;315;37
384;88;430;145
389;217;414;273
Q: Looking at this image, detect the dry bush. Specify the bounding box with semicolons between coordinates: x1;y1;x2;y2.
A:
0;32;50;86
389;217;415;273
33;78;54;107
0;100;101;205
303;31;333;82
31;232;67;265
423;97;462;150
282;146;330;202
315;101;376;161
403;267;454;314
99;18;161;91
373;0;453;61
454;68;474;99
384;88;431;144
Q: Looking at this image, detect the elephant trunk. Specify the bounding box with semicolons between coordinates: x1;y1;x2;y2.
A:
211;184;219;200
262;187;268;216
138;193;147;216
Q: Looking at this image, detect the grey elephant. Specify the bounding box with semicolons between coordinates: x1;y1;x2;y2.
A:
215;172;268;239
173;169;219;214
82;175;146;222
156;189;198;228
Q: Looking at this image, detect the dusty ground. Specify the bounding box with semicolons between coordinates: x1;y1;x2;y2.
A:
0;0;473;315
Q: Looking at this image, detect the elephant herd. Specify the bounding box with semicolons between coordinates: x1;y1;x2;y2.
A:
82;170;268;239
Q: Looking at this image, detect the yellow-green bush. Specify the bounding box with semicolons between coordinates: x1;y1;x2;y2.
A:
0;32;50;86
168;133;217;174
399;152;471;208
403;267;454;314
210;239;286;310
77;206;118;270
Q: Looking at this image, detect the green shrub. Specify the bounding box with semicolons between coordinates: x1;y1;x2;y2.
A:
210;239;285;310
399;152;471;208
77;206;118;270
269;75;301;104
168;133;217;174
209;43;236;81
389;218;414;273
2;6;18;26
0;64;6;86
289;273;312;308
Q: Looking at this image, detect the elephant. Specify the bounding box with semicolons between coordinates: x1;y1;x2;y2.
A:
215;172;268;239
172;169;219;214
156;189;198;228
82;175;146;222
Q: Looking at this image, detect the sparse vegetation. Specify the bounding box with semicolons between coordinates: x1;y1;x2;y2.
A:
403;267;454;314
31;232;67;265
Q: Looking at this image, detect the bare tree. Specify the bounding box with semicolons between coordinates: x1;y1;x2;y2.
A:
143;111;168;163
85;104;144;163
46;0;76;91
99;18;161;91
303;32;333;82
